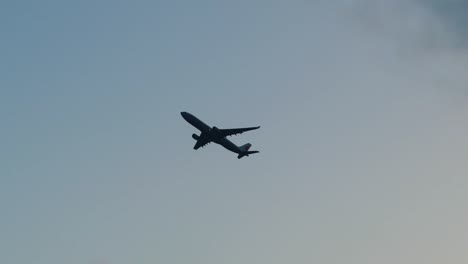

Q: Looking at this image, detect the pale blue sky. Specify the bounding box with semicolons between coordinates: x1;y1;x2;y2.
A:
2;1;468;264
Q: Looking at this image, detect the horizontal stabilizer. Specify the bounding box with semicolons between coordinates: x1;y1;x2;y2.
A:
237;151;259;159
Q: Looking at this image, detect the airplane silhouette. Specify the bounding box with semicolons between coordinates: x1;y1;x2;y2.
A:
181;112;260;159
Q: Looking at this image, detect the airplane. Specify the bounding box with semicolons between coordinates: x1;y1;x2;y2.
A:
181;111;260;159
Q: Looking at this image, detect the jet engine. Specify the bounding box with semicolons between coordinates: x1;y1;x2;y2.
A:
192;134;200;140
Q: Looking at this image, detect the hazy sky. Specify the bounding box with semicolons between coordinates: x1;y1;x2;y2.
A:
2;1;468;263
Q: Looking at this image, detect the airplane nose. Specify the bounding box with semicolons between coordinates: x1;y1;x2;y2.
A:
181;112;192;121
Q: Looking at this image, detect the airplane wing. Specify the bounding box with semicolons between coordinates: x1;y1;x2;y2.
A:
219;126;260;137
194;139;211;150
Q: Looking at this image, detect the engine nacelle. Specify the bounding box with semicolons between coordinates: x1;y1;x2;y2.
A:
192;134;200;140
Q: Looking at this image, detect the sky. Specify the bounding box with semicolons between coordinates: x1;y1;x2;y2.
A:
1;0;468;263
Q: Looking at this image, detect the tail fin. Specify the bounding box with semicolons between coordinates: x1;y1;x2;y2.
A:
238;143;252;152
237;143;259;159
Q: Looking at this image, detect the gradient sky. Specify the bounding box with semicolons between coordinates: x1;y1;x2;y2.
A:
2;1;468;263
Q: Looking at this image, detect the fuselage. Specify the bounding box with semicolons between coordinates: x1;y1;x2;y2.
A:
180;111;210;132
181;112;242;154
